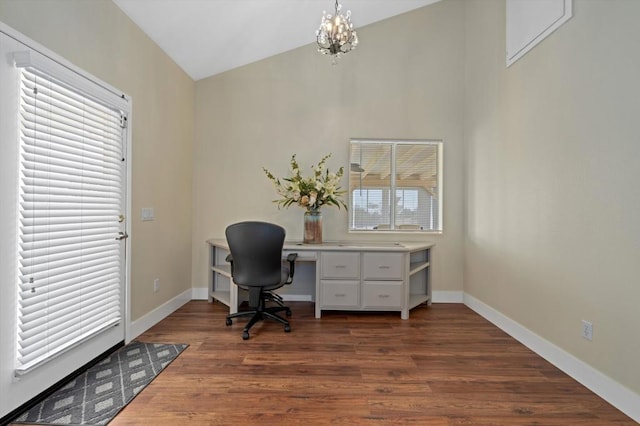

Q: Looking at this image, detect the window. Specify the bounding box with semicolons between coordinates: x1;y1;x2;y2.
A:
14;52;128;374
349;139;443;232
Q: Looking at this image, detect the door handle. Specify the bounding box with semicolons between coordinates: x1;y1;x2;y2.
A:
115;232;129;241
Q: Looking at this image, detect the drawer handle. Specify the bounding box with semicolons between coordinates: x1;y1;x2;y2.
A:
334;265;347;269
378;294;390;298
334;293;346;297
378;265;391;269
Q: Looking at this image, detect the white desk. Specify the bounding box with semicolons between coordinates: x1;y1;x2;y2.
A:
207;239;433;320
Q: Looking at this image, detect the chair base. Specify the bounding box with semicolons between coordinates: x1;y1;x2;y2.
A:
226;305;291;340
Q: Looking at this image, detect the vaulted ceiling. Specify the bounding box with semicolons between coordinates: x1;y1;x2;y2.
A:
113;0;440;81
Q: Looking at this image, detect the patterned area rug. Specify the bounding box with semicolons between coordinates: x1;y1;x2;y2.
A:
12;341;188;425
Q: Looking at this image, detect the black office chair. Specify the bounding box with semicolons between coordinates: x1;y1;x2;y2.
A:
224;221;297;340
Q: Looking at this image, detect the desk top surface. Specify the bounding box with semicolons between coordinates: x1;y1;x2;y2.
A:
207;238;433;252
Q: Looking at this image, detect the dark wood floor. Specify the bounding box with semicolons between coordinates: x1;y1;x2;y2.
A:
111;300;634;425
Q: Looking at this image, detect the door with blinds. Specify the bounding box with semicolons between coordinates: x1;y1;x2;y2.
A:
13;49;129;376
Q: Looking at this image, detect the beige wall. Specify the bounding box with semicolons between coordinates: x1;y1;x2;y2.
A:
464;0;640;394
0;0;195;321
192;0;466;296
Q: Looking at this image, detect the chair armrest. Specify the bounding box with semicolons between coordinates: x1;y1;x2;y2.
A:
285;253;298;283
225;254;233;276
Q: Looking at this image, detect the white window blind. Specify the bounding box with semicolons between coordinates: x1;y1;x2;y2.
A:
16;66;125;374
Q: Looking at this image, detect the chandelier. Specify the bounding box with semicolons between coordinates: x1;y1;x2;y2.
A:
316;0;359;63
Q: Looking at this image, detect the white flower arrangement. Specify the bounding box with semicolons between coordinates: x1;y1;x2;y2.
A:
263;153;347;211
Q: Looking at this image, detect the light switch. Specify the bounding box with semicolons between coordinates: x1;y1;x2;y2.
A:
141;207;154;221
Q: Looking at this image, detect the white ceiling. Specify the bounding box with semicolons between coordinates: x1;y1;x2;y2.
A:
113;0;440;81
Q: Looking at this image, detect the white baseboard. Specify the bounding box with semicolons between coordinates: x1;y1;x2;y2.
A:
194;289;461;304
192;287;208;300
463;293;640;423
193;288;463;304
190;287;312;302
432;290;464;303
281;294;313;302
127;289;192;340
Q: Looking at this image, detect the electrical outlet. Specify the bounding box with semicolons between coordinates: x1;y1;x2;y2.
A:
581;320;593;341
153;278;160;293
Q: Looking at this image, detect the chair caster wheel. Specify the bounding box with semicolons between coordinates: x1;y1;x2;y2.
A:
284;325;291;333
286;309;292;317
225;318;232;326
242;331;250;340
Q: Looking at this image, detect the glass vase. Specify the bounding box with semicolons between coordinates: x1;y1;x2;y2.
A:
303;209;323;244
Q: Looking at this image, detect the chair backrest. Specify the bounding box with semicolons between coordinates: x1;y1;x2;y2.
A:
225;221;286;287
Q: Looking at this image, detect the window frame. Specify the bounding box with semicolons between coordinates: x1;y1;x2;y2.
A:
348;139;443;234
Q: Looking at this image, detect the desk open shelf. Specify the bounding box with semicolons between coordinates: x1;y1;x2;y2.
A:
210;264;231;307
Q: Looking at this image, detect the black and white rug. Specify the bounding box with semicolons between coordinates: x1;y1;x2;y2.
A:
12;341;188;425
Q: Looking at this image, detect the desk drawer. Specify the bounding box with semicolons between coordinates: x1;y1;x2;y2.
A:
363;253;403;280
321;252;360;279
321;280;359;307
362;281;402;308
